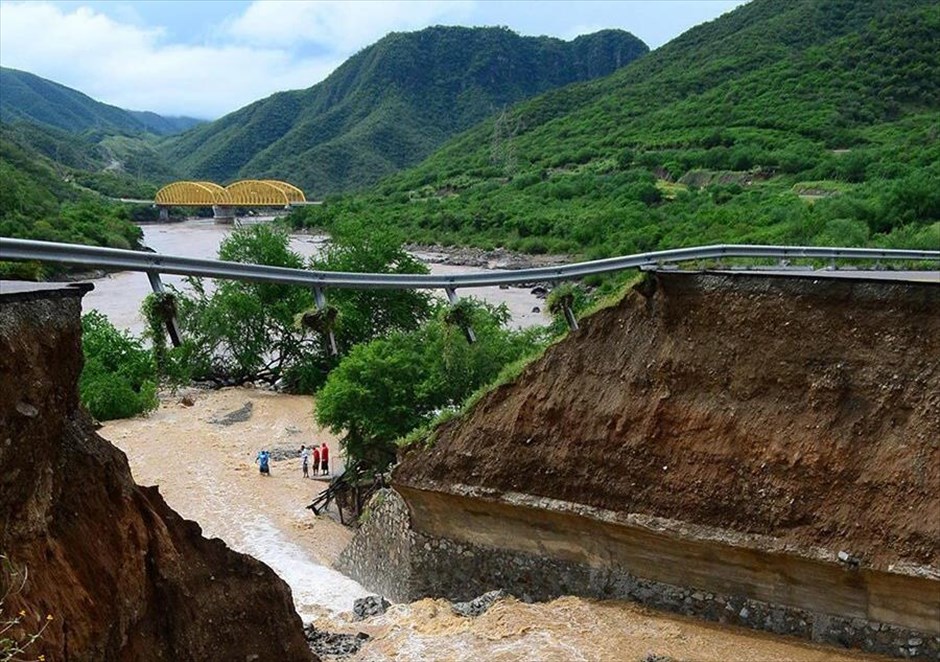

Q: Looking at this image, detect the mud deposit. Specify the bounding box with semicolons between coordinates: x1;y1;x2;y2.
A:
397;272;940;569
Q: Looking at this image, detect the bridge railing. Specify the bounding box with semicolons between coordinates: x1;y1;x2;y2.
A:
1;238;937;348
2;238;937;290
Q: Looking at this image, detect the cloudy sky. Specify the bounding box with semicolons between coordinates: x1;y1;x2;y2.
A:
0;0;745;120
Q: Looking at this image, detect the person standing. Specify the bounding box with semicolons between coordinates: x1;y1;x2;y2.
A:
300;445;310;479
256;449;271;476
320;442;330;475
311;444;320;478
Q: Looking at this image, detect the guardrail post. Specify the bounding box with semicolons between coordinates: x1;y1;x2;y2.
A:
445;287;476;344
313;286;338;356
146;271;182;347
551;281;580;332
563;302;579;331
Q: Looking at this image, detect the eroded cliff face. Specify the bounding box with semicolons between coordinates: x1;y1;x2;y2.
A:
0;284;315;662
395;272;940;570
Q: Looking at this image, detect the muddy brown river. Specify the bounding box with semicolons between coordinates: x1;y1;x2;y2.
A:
102;388;882;661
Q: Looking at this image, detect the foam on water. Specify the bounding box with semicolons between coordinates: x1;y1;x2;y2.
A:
236;513;371;619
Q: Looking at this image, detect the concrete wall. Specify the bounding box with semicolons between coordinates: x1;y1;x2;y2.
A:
337;488;940;659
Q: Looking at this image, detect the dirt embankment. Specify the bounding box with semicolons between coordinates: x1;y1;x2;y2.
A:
396;272;939;570
0;285;315;661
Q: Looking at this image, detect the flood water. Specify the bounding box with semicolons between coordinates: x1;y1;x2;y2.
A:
102;388;883;662
82;219;548;335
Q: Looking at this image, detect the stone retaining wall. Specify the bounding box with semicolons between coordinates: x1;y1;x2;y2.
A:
336;489;939;659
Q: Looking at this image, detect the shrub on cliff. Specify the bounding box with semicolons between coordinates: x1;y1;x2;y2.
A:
79;311;158;420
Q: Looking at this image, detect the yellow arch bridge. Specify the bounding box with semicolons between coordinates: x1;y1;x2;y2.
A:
147;180;313;222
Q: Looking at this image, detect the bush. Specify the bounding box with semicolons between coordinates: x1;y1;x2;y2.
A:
316;299;547;471
79;311;158;420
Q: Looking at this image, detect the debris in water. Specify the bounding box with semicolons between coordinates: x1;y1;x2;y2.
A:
304;624;370;658
353;595;391;621
451;589;506;618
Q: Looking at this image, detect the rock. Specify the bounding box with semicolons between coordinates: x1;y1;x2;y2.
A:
532;306;541;313
0;288;315;661
353;595;391;620
15;401;38;418
179;395;196;407
209;402;253;426
304;624;370;658
451;589;505;618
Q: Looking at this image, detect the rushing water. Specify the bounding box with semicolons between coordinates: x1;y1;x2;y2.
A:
103;389;882;661
82;219;548;335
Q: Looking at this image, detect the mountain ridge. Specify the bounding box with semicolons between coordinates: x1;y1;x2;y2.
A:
164;26;648;197
296;0;939;257
0;67;204;137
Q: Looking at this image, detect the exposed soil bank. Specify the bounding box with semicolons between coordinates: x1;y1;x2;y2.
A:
0;283;315;661
397;272;939;569
375;271;939;658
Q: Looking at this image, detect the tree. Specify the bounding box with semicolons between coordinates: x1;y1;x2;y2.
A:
79;311;158;420
171;224;317;386
310;220;434;350
316;299;545;471
169;221;436;391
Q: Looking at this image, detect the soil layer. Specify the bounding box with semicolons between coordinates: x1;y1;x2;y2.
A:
395;272;940;570
0;286;315;661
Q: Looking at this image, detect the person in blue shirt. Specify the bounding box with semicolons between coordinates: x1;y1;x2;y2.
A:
256;449;271;475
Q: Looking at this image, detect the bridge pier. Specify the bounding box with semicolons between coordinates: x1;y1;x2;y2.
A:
212;205;236;224
313;286;339;356
158;206;169;222
146;271;182;347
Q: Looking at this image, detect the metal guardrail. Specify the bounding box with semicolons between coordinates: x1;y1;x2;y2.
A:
2;238;937;290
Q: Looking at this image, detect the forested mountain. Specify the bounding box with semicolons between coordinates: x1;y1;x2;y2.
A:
0;128;146;277
0;67;203;136
164;26;648;197
296;0;939;257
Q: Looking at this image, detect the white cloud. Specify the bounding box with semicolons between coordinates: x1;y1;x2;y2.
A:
0;1;469;119
226;0;474;49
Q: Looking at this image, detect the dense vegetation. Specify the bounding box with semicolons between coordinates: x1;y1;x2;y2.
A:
79;311;158;421
131;223;552;469
163;27;647;197
291;0;939;257
0;131;148;277
1;67;202;136
316;300;545;469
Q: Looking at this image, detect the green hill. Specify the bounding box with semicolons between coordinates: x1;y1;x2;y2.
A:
298;0;939;256
0;67;203;136
0;129;145;278
164;26;648;197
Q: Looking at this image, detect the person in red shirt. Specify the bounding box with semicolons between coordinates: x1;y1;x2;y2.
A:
310;445;320;479
320;442;330;475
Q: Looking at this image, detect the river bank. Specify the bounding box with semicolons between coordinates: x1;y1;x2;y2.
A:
101;388;885;661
